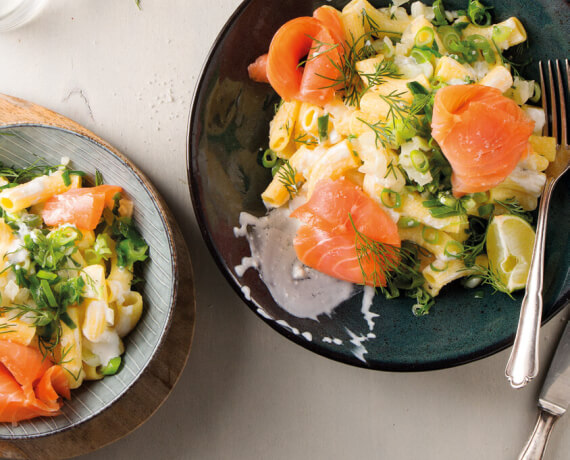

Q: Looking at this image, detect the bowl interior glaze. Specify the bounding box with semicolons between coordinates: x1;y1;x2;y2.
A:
189;0;570;371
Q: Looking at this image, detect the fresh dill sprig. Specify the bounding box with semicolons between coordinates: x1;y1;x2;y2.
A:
277;161;300;199
293;132;318;146
359;60;402;91
350;214;432;313
495;198;533;223
356;117;394;148
360;8;403;38
458;216;489;266
469;262;514;299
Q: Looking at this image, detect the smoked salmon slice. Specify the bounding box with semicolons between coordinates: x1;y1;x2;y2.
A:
263;16;344;106
0;341;70;423
431;84;534;197
291;179;401;286
41;185;122;230
247;53;269;83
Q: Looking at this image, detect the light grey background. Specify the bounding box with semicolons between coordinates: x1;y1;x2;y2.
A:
0;1;568;459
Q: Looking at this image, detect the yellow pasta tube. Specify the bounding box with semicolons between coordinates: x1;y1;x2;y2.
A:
434;56;475;83
260;146;319;207
0;170;75;213
305;140;362;197
115;291;143;338
343;0;410;37
489;186;538;211
296;103;324;139
269;101;301;156
399;192;469;235
464;17;527;50
81;264;108;301
107;259;134;303
58;306;85;389
341;8;367;52
399;224;464;260
478;65;513;93
82;363;104;381
359;74;431;120
82;299;110;342
0;315;36;346
529;135;556;162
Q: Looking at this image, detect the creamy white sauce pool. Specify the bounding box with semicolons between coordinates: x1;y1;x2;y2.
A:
234;206;354;320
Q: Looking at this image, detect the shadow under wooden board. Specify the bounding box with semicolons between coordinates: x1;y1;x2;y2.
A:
0;94;196;459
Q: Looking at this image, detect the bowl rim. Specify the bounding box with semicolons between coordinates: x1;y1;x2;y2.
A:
0;123;178;439
187;0;570;372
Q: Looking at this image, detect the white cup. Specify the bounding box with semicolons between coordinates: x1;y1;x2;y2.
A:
0;0;47;32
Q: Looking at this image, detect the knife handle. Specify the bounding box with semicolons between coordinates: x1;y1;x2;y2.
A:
518;409;559;460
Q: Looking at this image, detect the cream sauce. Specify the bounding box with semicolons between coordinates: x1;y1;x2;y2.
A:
234;206;354;320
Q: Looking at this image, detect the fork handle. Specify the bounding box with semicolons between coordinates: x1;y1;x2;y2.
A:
518;409;559;460
505;177;555;388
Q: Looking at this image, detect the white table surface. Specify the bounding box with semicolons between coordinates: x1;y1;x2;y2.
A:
0;1;568;459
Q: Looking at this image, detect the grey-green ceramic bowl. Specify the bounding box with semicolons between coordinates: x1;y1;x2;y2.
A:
0;121;177;438
189;0;570;371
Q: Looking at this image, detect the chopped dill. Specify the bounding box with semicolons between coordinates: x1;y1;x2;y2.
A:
277;161;300;199
293;132;318;146
350;214;433;314
495;198;533;223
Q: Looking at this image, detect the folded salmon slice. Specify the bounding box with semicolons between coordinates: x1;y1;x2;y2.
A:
291;179;400;286
0;341;70;423
431;85;534;197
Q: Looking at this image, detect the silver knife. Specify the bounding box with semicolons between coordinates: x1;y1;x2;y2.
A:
519;315;570;460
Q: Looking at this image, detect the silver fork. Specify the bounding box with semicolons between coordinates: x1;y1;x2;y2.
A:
505;59;570;389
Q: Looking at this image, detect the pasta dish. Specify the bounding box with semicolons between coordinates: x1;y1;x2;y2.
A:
237;0;556;319
0;160;148;423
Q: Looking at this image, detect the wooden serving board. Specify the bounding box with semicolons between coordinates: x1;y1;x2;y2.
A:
0;95;196;459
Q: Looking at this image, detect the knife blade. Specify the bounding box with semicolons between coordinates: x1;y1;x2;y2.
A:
519;315;570;460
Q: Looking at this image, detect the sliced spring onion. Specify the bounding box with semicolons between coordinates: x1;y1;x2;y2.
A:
37;270;58;281
438;194;457;208
478;203;494;217
462;276;483;289
474;290;485;298
430;260;449;272
51;226;82;246
410;150;430;173
444;240;464;258
380;188;401;209
438;25;462;52
467;0;492;26
41;279;57;307
464;35;496;64
411;47;431;64
100;356;122;376
530;82;541;103
432;0;448;25
415;27;435;48
471;192;488;203
262;149;278;168
398;216;420;228
317;114;329;141
492;25;512;43
421;225;440;244
59;312;77;330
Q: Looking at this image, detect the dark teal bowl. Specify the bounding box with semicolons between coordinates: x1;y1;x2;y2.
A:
188;0;570;371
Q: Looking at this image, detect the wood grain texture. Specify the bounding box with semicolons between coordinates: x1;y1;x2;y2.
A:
0;95;196;458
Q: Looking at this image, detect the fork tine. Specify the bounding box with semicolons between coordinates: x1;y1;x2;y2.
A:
548;60;558;142
539;61;548;137
562;59;569;148
556;60;566;147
